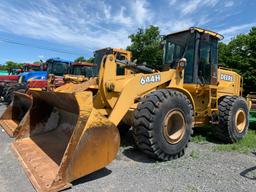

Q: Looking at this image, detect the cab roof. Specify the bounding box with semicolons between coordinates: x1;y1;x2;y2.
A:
166;27;224;40
46;58;72;63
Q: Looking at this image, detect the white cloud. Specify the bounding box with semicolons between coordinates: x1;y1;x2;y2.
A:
197;17;211;26
158;19;195;35
169;0;177;6
181;0;219;15
38;55;45;59
219;23;256;42
130;0;152;25
103;2;111;20
219;23;255;34
0;0;252;51
224;1;234;7
0;0;157;50
112;6;133;26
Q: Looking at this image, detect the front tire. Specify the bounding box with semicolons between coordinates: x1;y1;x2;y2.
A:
132;89;193;161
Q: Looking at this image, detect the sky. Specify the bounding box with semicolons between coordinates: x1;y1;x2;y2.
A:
0;0;255;64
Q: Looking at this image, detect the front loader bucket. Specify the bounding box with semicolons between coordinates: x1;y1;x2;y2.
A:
0;92;32;137
11;90;120;192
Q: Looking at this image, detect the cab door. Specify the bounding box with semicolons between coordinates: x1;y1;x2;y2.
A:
197;33;218;85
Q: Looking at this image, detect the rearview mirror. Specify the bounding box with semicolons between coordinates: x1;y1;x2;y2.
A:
178;58;187;68
176;58;187;72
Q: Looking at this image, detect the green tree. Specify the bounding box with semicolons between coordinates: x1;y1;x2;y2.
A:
33;61;42;64
5;61;22;69
218;26;256;94
74;56;94;63
6;61;17;69
75;56;86;62
218;42;229;66
127;25;163;69
86;57;94;63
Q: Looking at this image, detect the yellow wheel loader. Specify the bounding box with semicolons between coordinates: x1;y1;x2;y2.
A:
9;28;249;192
0;48;132;138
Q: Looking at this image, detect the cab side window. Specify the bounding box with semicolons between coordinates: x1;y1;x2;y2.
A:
116;53;126;75
184;33;196;83
211;38;218;84
198;34;212;84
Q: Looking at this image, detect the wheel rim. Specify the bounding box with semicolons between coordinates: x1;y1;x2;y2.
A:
163;110;185;144
235;109;246;133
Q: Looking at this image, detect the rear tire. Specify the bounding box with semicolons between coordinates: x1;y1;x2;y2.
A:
216;95;249;143
132;89;193;161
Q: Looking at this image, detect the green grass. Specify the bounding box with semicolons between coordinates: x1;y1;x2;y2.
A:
191;134;208;143
192;135;207;143
190;149;200;159
214;129;256;153
191;124;256;153
186;185;199;192
191;125;216;143
249;111;256;123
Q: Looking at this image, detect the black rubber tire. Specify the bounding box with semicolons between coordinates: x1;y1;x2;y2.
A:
0;84;5;97
216;95;249;143
2;86;13;103
132;89;193;161
4;84;27;104
118;122;131;138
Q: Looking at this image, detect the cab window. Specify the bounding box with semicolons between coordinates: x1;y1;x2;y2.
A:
184;33;195;83
198;34;218;84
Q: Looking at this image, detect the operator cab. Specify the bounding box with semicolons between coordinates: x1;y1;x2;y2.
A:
94;47;132;75
46;58;72;76
162;27;223;85
69;62;98;77
23;63;41;72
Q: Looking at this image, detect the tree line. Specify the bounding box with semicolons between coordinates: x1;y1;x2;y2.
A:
0;61;23;70
218;27;256;94
0;61;42;71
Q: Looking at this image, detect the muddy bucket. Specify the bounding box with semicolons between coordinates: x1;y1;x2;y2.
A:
11;90;120;192
0;92;32;137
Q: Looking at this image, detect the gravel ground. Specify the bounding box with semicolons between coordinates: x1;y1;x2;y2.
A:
0;104;255;192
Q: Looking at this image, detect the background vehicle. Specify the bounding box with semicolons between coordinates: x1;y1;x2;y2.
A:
26;58;72;90
247;92;256;124
68;62;97;76
0;63;42;99
0;59;71;103
60;61;98;83
22;63;41;72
